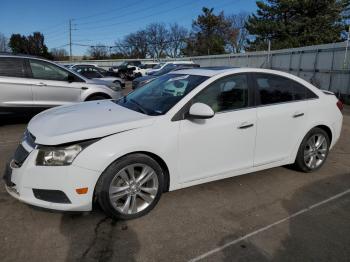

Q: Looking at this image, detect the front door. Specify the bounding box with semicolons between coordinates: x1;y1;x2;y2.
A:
28;59;82;107
178;73;257;183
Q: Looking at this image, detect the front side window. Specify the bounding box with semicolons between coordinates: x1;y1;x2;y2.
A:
117;74;208;116
29;60;69;81
0;57;26;78
193;74;249;113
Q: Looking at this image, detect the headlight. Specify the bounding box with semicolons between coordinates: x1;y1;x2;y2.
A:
36;145;82;166
36;139;98;166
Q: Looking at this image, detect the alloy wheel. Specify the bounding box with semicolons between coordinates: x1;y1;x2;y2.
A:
303;134;328;169
108;164;159;215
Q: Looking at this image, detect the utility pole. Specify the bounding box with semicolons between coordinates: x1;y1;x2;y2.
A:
69;19;72;61
344;25;350;69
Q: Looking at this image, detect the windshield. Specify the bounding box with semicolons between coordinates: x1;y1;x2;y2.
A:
116;74;208;116
153;63;165;69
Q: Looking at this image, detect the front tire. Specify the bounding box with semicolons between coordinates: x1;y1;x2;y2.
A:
96;154;164;220
294;127;330;172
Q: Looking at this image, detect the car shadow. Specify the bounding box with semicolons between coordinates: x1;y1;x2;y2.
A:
59;205;140;262
0;113;36;126
217;173;350;262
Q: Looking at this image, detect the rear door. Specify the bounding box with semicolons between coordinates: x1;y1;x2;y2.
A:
0;57;33;109
27;59;83;107
253;73;312;166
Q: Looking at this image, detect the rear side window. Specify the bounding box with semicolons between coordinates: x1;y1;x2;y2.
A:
255;74;293;105
0;57;27;78
254;74;317;105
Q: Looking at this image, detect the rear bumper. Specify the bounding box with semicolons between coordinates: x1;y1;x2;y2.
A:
3;150;101;212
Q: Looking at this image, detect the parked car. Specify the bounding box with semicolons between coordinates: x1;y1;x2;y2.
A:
132;63;200;89
110;61;142;79
70;64;125;88
140;62;159;70
146;61;195;75
0;54;123;113
4;68;343;220
133;62;160;77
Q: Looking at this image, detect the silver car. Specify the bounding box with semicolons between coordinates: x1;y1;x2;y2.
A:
69;64;126;88
0;54;123;113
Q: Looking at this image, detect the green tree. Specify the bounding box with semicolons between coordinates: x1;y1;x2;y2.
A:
9;32;52;59
183;7;231;56
246;0;350;51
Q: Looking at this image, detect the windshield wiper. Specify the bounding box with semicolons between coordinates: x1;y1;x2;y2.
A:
129;98;148;115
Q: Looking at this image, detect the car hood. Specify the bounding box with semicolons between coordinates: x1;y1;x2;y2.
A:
93;76;124;83
28;100;154;145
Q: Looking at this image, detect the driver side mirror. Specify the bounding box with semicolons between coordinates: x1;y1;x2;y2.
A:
187;103;215;120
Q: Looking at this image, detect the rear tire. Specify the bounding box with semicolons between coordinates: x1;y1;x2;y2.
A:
95;154;164;220
294;127;330;172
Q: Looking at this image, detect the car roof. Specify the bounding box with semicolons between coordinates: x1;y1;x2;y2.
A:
171;67;239;76
171;67;307;78
0;53;43;59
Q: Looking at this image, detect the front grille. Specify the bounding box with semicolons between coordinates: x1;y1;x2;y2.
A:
13;144;30;167
32;189;71;204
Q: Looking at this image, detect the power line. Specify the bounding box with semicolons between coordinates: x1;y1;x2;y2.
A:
69;0;242;43
76;0;202;32
73;0;141;21
76;0;179;27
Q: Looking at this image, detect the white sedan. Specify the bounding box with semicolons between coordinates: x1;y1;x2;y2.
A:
4;68;343;219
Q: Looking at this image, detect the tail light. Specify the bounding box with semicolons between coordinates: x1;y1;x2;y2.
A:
336;100;344;111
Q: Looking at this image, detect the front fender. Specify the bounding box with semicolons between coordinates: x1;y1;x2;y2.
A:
73;121;180;190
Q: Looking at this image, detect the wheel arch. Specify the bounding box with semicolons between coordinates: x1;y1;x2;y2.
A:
314;124;332;145
94;151;170;200
290;123;334;164
85;92;111;101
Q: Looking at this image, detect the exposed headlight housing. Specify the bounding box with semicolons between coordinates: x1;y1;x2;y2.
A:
36;139;98;166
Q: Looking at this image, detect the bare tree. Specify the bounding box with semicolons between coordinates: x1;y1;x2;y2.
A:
115;29;149;58
146;23;169;59
0;33;9;52
226;12;249;53
87;44;109;59
50;48;68;60
167;23;188;58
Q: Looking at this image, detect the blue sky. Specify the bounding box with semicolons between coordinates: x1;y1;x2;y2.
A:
0;0;258;55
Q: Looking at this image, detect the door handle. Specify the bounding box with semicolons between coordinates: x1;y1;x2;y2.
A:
35;82;47;86
293;112;304;118
238;122;254;129
81;87;89;90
